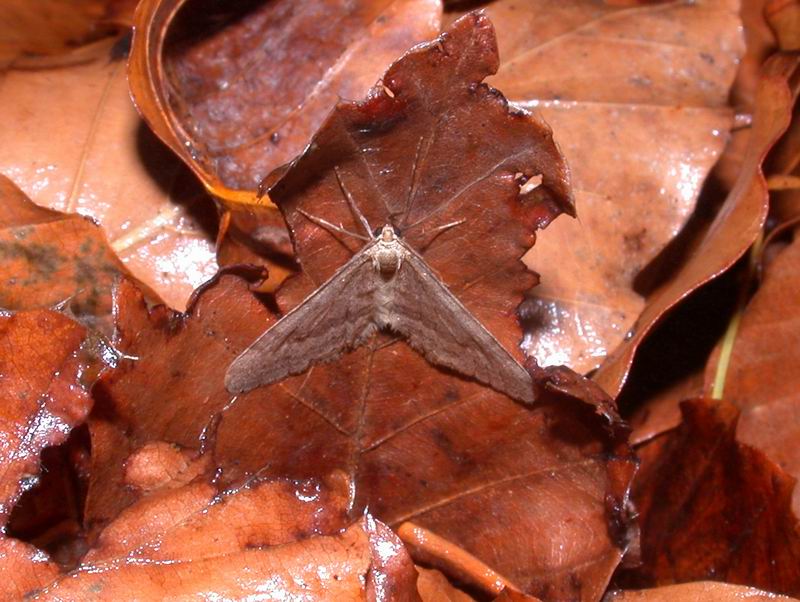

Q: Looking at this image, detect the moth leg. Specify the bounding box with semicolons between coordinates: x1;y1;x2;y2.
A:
298;209;370;242
421;218;466;236
399;135;426;225
334;167;374;238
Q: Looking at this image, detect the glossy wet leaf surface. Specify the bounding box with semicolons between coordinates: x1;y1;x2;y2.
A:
0;175;157;334
443;0;743;377
595;52;800;396
82;26;634;598
0;36;218;311
0;309;90;598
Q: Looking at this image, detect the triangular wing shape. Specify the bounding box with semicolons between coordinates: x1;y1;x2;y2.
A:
225;244;379;394
386;240;534;404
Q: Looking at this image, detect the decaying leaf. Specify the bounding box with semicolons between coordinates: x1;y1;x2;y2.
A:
128;0;443;206
84;16;637;599
595;53;800;396
0;309;91;597
0;36;218;311
0;175;158;334
703;235;800;516
628;398;800;596
271;11;572;359
444;0;743;375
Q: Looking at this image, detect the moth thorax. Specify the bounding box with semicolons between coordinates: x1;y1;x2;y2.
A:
371;224;402;274
375;246;401;274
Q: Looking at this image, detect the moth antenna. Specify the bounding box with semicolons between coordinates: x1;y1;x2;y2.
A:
334;167;374;239
298;209;370;242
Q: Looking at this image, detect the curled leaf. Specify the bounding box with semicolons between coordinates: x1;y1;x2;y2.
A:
128;0;443;207
595;53;800;396
446;0;744;375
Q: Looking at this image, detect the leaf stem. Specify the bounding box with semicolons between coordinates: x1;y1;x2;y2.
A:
711;231;764;400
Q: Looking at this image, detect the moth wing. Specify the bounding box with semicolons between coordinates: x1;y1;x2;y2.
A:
390;244;534;404
225;248;379;393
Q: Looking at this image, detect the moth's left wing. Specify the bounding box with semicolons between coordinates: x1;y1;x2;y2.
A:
389;242;534;404
225;245;379;394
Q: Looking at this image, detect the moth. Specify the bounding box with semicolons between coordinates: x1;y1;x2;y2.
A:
225;175;534;404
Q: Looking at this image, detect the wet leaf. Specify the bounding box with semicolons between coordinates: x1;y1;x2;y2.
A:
88;267;634;600
443;0;743;375
85;17;636;599
704;235;800;516
0;175;158;334
28;443;419;600
607;582;798;602
128;0;443;207
0;309;91;597
595;53;800;396
0;37;218;311
627;399;800;596
416;567;476;601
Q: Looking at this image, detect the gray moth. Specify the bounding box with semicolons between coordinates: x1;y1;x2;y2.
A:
225;187;534;404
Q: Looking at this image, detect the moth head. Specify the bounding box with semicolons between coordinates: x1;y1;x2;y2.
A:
377;224;399;242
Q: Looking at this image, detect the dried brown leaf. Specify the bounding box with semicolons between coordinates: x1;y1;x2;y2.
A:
608;581;798;602
0;175;158;334
0;0;133;67
29;446;418;600
595;53;800;396
704;235;800;516
444;0;743;375
0;309;91;597
83;17;636;599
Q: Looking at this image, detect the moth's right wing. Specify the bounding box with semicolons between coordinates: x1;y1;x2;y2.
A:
225;247;379;394
390;242;535;404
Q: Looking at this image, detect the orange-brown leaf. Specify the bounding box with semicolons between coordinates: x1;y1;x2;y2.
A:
0;311;90;521
0;38;218;310
446;0;743;376
0;175;158;334
608;582;798;602
87;270;634;600
595;53;800;396
30;452;419;600
0;310;91;598
704;235;800;516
